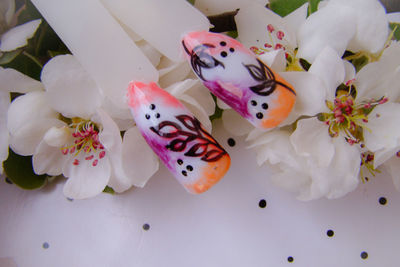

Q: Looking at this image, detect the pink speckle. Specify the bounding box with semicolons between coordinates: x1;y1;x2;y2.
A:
92;159;98;167
274;44;283;50
73;159;80;166
264;43;272;48
99;151;106;159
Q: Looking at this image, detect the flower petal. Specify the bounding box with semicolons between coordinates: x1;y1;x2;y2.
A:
0;0;15;26
384;156;400;191
308;136;360;200
364;103;400;152
308;46;345;100
290;117;334;167
9;118;65;156
41;54;103;119
387;12;400;23
158;59;191;89
7;91;58;136
0;19;41;52
43;126;72;147
32;139;66;176
122;126;159;187
236;2;295;49
279;71;327;125
282;3;308;39
136;39;162;67
96;108;132;192
333;0;388;53
297;3;356;62
63;153;111;199
0;67;44;93
249;130;304;169
0;91;10;173
194;0;248;16
222;109;254;136
355;41;400;101
258;49;286;72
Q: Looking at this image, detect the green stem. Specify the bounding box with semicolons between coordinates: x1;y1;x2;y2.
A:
22;51;43;68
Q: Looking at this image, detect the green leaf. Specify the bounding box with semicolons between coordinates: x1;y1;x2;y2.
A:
226;31;238;39
352;55;369;72
390;23;400;41
209;94;224;121
269;0;308;17
308;0;321;15
3;148;47;190
186;0;195;5
0;50;22;65
103;186;115;194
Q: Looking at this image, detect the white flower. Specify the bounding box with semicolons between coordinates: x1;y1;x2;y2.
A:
249;127;360;200
236;0;308;69
7;55;159;199
297;0;389;62
249;42;400;199
0;0;42;53
0;66;43;173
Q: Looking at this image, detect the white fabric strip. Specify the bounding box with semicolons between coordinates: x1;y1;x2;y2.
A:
30;0;159;107
100;0;210;62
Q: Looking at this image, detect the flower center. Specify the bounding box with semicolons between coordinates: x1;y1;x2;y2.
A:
249;24;302;71
61;119;106;167
321;83;388;144
360;151;381;183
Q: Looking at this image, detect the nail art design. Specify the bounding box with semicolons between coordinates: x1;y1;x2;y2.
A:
182;31;296;129
127;82;230;194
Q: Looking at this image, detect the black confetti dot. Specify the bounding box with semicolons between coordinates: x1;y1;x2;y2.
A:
145;114;150;120
221;51;228;57
229;47;235;52
220;41;227;46
5;177;12;184
259;199;267;208
256;112;263;119
177;159;183;165
66;197;74;202
155;113;161;118
186;165;193;171
361;251;368;259
379;197;387;205
143;223;150;231
287;256;294;263
261;103;268;110
327;229;334;237
42;242;49;249
182;170;188;176
227;138;236;147
149;104;156;110
251;100;257;106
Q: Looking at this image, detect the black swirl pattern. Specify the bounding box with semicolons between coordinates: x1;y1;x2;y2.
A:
182;41;225;81
244;59;296;96
150;115;227;162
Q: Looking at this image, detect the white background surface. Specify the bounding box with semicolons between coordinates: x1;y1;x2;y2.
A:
1;121;399;267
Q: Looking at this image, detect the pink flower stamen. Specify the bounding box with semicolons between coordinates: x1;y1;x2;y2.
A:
276;31;285;40
267;24;275;33
61;121;106;168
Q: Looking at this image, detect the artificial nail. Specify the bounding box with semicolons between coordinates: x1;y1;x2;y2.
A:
127;82;230;194
182;31;296;130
